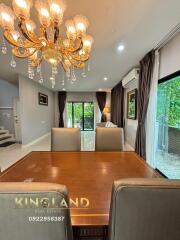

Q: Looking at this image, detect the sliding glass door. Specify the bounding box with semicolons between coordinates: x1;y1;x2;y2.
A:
155;73;180;178
67;102;94;131
73;102;83;129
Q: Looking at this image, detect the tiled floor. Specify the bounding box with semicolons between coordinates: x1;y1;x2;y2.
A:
0;131;133;172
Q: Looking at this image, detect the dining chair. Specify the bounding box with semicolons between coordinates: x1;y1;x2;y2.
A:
95;127;124;151
51;128;81;151
109;178;180;240
0;182;73;240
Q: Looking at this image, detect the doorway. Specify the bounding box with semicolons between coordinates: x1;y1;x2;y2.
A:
67;102;94;131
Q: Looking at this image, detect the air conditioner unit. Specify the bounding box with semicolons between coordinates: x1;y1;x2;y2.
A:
122;68;140;88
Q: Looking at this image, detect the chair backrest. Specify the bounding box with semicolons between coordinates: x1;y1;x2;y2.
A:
109;178;180;240
0;182;73;240
51;128;81;151
95;127;124;151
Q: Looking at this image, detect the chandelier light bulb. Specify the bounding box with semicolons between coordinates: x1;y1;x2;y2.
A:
74;15;89;35
25;19;36;32
35;0;50;27
65;20;76;34
41;8;50;18
79;49;85;56
0;4;15;30
63;39;70;48
12;0;32;19
65;19;76;39
50;3;61;14
11;30;20;42
83;35;94;52
48;0;66;24
14;0;28;9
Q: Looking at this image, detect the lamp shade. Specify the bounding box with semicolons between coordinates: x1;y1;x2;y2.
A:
0;4;15;30
103;107;110;114
12;0;32;19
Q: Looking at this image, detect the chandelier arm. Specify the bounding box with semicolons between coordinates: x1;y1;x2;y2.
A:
3;31;23;48
12;47;39;58
65;53;85;68
54;25;59;43
18;20;40;45
3;31;39;49
70;52;90;62
39;26;47;41
31;56;43;68
44;29;48;41
62;38;83;53
61;61;69;72
24;39;40;48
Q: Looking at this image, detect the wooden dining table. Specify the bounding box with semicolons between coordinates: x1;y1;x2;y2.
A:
0;151;159;238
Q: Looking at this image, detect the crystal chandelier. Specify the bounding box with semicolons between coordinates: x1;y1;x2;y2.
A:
0;0;94;87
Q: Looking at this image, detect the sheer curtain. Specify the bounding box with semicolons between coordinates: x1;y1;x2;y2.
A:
146;50;160;167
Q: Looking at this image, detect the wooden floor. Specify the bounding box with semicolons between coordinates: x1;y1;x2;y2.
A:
0;151;159;228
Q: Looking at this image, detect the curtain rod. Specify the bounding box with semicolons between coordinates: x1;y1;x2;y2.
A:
155;22;180;50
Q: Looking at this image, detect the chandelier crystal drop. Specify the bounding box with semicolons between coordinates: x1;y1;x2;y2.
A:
28;58;34;79
61;72;65;86
10;55;16;68
81;66;87;78
1;37;7;54
0;0;94;87
71;66;76;82
87;63;90;72
36;63;43;84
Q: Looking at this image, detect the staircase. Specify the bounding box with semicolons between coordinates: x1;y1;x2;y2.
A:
0;126;16;147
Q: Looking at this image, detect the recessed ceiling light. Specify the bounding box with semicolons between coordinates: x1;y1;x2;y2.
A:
117;44;125;52
104;77;108;81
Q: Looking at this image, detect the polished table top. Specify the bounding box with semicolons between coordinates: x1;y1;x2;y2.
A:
0;151;159;226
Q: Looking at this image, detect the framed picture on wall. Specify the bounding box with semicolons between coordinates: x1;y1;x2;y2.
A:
39;92;48;106
127;89;137;120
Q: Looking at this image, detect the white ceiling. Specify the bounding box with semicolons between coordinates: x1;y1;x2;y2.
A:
0;0;180;91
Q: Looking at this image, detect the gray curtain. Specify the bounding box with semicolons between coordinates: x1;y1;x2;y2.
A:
96;92;107;122
135;50;155;159
111;81;124;127
58;91;67;127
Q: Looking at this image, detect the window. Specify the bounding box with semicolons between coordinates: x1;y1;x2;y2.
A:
155;71;180;178
66;102;94;131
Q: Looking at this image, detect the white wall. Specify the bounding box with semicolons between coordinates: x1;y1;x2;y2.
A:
0;79;19;134
54;92;111;128
160;32;180;78
19;75;55;145
124;79;138;149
